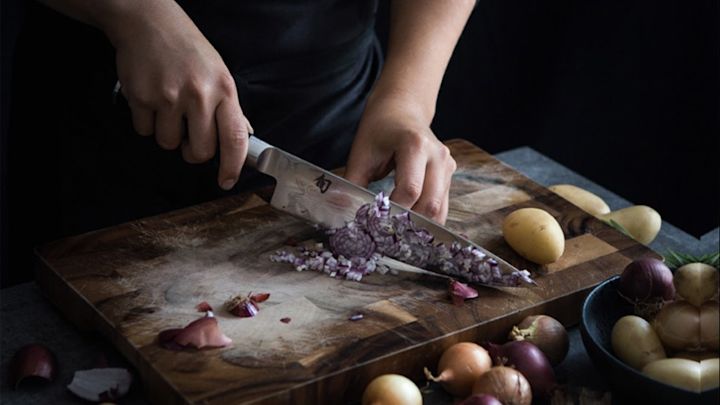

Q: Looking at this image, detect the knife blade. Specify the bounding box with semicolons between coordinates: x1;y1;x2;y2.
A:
245;136;529;286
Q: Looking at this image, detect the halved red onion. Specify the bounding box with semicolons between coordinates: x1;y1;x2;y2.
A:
9;343;57;388
225;296;259;318
158;315;232;350
67;368;132;402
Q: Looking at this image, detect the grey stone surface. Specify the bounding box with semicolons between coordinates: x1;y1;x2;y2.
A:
1;146;715;404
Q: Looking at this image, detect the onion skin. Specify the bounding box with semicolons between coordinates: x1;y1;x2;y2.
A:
674;263;719;307
618;258;675;303
424;342;492;398
482;341;556;399
472;366;532;405
653;302;701;352
700;301;719;351
362;374;422;405
458;394;503;405
9;344;57;388
508;315;569;366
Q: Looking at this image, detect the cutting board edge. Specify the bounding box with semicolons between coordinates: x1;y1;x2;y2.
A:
33;252;191;405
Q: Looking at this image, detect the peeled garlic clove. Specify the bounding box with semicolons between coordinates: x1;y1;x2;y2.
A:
9;343;57;388
67;368;132;402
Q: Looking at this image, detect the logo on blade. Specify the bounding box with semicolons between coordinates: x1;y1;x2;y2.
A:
314;174;331;193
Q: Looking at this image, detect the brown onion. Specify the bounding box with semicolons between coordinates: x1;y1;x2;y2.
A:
700;301;719;351
618;257;675;303
362;374;422;405
508;315;569;365
424;342;492;398
458;394;503;405
472;366;532;405
9;344;57;388
653;301;701;351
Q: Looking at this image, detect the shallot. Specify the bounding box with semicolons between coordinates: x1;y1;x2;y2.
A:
361;374;422;405
482;341;556;399
9;344;57;388
424;342;492;398
472;366;532;405
618;257;675;304
508;314;569;365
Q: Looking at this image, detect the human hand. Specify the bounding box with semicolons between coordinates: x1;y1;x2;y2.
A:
344;91;456;223
106;1;250;190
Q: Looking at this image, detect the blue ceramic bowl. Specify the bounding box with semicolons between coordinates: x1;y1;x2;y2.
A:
580;276;719;405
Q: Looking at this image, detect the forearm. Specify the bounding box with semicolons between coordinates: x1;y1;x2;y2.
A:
371;0;475;123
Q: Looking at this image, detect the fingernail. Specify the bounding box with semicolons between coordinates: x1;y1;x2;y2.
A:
221;179;236;190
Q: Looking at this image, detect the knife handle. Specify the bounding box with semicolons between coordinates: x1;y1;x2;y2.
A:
246;135;272;168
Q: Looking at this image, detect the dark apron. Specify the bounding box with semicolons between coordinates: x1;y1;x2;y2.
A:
14;2;382;237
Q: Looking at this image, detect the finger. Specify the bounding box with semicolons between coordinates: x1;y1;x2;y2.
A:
216;97;249;190
412;157;450;222
182;100;217;163
128;102;155;136
154;108;184;150
389;149;427;208
344;147;375;187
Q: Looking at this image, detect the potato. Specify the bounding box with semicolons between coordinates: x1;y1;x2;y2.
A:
701;358;720;391
674;351;718;362
502;208;565;264
700;301;719;351
599;205;661;245
674;263;719;307
612;315;666;370
642;358;701;392
548;184;610;216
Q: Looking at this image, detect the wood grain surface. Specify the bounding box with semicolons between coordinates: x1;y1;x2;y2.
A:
35;139;660;404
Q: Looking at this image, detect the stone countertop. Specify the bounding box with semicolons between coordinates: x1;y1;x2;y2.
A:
1;146;717;404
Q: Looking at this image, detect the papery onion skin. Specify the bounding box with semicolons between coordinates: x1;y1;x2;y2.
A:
653;301;701;351
425;342;492;398
458;394;503;405
618;258;675;303
9;343;57;388
472;366;532;405
508;315;569;366
482;341;556;399
361;374;422;405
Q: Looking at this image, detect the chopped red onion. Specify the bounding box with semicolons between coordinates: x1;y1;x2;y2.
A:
349;313;364;321
280;317;292;324
271;192;533;287
449;279;479;306
225;296;259;318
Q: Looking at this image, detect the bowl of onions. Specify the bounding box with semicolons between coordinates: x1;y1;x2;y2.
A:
580;274;720;405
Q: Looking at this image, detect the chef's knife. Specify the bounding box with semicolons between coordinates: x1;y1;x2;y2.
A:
245;136;529;285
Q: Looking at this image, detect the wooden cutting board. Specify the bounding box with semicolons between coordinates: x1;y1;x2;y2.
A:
35;139;659;404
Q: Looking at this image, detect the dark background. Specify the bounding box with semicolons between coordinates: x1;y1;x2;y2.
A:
1;0;718;287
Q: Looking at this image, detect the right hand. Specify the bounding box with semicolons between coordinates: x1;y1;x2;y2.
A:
106;1;250;190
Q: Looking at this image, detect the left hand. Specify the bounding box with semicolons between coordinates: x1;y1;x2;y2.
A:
344;91;457;224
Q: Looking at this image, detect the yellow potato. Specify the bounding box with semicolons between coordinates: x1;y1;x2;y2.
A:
548;184;611;216
502;208;565;264
643;358;701;392
599;205;661;245
612;315;666;370
701;358;719;391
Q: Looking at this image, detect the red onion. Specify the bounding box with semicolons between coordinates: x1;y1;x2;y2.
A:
509;315;569;365
449;279;479;306
458;394;503;405
9;344;57;388
158;314;232;350
482;341;556;399
618;257;675;303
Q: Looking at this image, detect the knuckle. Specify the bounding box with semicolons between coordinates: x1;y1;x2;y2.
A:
217;73;237;97
159;86;180;105
447;155;457;172
399;182;423;201
423;199;444;218
184;78;210;101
